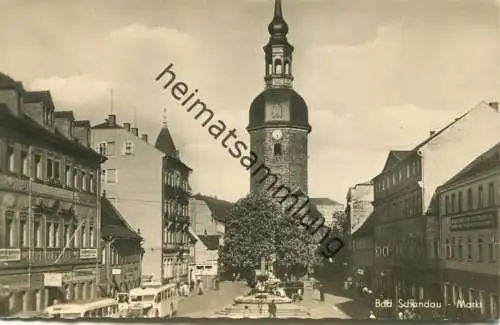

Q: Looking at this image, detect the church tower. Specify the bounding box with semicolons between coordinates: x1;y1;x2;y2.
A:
247;0;311;194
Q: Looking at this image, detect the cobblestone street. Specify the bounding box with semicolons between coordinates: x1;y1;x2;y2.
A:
175;281;249;318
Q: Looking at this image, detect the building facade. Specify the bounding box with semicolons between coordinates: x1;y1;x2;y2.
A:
192;234;220;290
345;182;374;287
0;73;103;315
247;0;311;194
189;194;232;237
100;196;143;297
92;114;191;284
437;143;500;320
372;102;500;306
351;215;375;289
160;140;192;285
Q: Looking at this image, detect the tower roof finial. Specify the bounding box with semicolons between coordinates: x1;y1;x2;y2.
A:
274;0;283;17
162;107;167;127
268;0;288;36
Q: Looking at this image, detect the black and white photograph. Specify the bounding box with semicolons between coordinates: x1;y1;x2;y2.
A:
0;0;499;321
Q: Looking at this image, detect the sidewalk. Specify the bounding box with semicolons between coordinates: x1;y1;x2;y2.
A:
176;281;248;318
301;289;352;319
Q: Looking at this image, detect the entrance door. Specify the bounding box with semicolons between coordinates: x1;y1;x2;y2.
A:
47;287;65;306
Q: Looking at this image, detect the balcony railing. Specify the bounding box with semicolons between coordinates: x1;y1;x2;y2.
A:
0;174;96;205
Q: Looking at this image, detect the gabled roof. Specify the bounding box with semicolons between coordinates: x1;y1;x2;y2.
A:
192;194;234;223
74;120;91;128
441;142;500;188
54;111;75;121
381;150;412;173
101;197;142;241
198;235;220;250
155;127;177;156
91;119;123;129
373;102;496;181
0;72;25;92
412;112;469;151
24;91;55;109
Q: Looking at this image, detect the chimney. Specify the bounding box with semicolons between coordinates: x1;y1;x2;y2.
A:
123;122;131;132
141;133;148;142
429;130;436;136
131;127;139;136
107;114;116;125
489;102;499;111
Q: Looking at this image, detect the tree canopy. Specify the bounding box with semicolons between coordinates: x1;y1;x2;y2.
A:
219;192;280;271
219;192;323;279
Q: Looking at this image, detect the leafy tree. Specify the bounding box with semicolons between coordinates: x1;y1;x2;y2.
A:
219;192;280;276
330;210;348;238
274;211;314;280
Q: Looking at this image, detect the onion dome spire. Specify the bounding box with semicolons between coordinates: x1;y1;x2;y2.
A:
268;0;289;36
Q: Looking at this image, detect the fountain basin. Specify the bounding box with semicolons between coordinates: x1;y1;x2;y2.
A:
234;293;291;304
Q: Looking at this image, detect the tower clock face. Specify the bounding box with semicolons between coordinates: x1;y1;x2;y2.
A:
272;129;283;140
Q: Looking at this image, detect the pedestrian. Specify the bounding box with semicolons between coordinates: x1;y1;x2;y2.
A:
232;272;236;282
268;300;277;318
318;283;325;302
198;281;204;295
243;305;249;318
368;310;376;320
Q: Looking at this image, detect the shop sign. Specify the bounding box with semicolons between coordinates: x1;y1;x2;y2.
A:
450;213;497;231
0;248;21;262
44;273;63;287
80;248;98;259
112;268;122;275
357;268;365;275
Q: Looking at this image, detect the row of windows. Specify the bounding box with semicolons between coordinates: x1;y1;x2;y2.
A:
164;170;189;191
4;145;96;193
96;141;135;157
444;235;497;262
442;183;496;215
4;211;96;249
376;160;420;194
379;192;422;221
163;226;189;246
102;246;141;266
164;200;189;218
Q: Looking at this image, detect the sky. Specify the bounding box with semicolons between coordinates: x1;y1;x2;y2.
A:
0;0;498;203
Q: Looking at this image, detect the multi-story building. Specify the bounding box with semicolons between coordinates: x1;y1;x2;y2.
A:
189;194;232;238
371;101;500;304
345;182;374;287
437;142;500;320
310;198;344;227
345;183;374;234
156;126;192;284
351;214;375;289
100;196;143;297
0;73;103;315
91;114;191;284
192;234;220;290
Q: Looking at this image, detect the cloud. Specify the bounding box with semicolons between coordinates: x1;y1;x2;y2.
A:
29;75;112;119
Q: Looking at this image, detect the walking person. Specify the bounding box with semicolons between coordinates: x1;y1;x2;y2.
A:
368;310;376;320
243;305;249;318
268;299;277;318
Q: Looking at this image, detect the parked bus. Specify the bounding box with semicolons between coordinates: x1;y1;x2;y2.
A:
128;282;178;318
45;298;121;319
